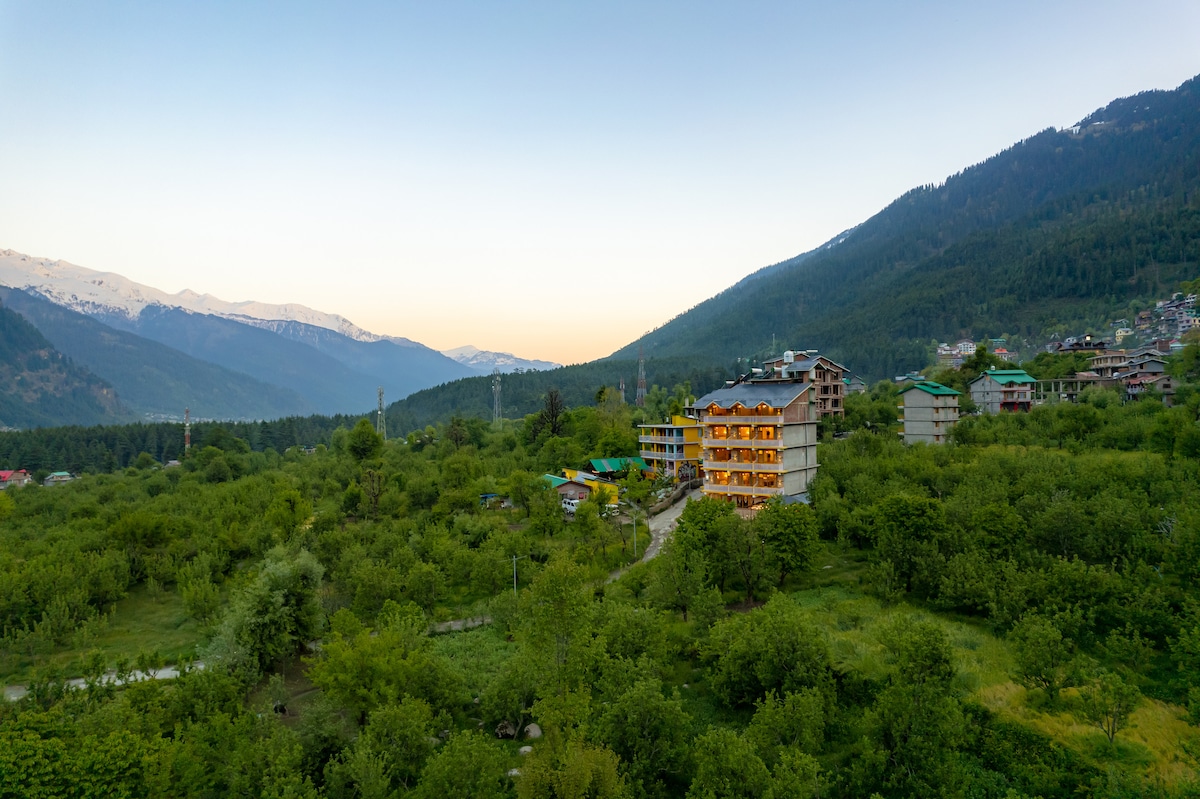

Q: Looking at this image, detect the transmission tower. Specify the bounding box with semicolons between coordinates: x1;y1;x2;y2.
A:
376;387;386;440
619;377;626;404
184;407;191;453
635;347;647;407
492;369;502;427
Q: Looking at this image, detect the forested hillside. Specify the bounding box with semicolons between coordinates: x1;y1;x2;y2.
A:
611;75;1200;379
3;343;1200;796
385;356;736;433
0;302;128;429
0;288;316;420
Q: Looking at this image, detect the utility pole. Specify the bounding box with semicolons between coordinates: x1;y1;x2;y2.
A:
512;554;527;597
184;407;191;453
493;369;502;428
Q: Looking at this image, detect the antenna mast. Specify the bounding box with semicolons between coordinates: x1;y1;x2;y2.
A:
376;387;386;440
492;369;502;428
184;407;191;453
636;347;647;407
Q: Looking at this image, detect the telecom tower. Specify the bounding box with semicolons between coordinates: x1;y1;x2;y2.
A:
184;407;191;453
619;377;626;404
492;369;502;427
376;387;386;440
635;347;647;407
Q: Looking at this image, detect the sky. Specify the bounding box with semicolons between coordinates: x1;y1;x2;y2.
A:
1;2;1198;365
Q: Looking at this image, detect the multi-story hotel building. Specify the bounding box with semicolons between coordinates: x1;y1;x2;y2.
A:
637;415;702;481
691;380;819;509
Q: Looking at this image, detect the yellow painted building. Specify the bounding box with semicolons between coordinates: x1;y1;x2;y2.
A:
637;414;702;480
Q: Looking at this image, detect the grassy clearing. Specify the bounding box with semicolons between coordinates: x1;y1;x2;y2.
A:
431;624;519;699
789;582;1200;785
1;583;208;684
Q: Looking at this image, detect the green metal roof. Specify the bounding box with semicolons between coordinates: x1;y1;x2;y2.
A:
589;457;649;473
542;475;569;488
970;369;1036;386
898;380;961;396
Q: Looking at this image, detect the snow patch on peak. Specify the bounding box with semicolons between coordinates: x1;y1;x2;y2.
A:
0;248;386;342
441;344;561;373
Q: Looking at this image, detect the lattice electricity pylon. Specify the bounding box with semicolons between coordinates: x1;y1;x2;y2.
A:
376;387;386;440
635;347;647;407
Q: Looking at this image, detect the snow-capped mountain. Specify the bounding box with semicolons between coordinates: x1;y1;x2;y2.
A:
0;249;386;342
442;345;561;373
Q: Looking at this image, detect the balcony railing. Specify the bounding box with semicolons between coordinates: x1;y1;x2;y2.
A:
702;437;783;448
703;484;784;497
641;450;689;462
638;434;687;445
701;414;783;425
702;460;787;473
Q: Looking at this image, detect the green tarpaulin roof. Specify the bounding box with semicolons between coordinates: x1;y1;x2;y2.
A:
589;457;649;473
898;380;961;396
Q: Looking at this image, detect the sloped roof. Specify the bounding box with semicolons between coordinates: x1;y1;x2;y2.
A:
898;380;961;396
589;457;649;473
969;369;1036;386
694;381;812;410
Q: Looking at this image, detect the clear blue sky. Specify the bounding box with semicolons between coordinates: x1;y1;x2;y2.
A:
1;1;1197;363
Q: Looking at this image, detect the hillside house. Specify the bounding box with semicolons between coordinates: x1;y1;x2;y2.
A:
638;415;702;481
543;475;596;503
758;351;848;419
895;371;927;384
0;469;32;489
1089;351;1130;378
561;469;620;504
43;471;74;487
843;374;868;394
691;379;819;510
969;369;1036;413
898;381;960;445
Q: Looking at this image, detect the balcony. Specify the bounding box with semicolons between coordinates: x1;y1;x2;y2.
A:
702;437;783;448
701;414;782;425
641;450;688;462
703;460;787;474
639;434;687;445
703;484;784;497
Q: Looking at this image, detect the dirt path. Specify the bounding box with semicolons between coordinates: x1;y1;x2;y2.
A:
604;487;701;584
4;661;206;703
642;487;702;561
4;490;705;701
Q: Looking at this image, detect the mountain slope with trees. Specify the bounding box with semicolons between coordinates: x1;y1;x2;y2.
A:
611;75;1200;379
0;288;315;420
0;301;128;429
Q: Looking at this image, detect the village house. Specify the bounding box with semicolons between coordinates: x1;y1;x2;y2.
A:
758;350;849;419
898;381;961;445
43;471;74;487
0;469;32;489
968;368;1036;414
